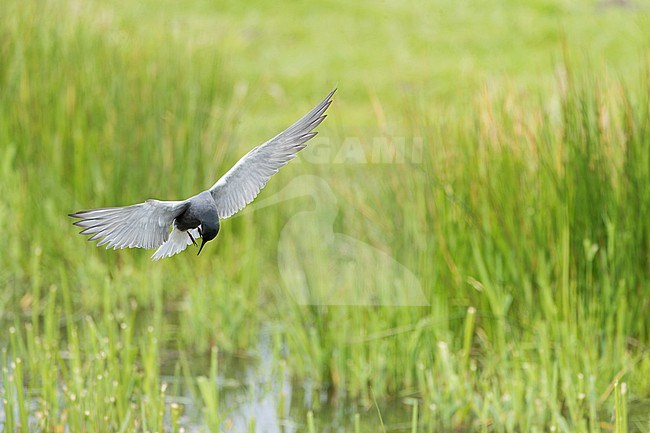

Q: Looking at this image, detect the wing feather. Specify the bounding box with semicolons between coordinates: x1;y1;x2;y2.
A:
69;200;190;250
209;89;335;219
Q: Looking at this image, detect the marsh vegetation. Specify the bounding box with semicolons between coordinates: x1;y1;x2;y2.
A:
1;0;650;431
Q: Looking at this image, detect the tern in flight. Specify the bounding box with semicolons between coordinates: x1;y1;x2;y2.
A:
69;89;335;260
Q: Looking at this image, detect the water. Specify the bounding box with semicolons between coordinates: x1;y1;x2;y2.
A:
159;329;417;432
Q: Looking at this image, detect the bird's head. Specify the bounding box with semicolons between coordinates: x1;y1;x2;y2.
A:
198;219;220;255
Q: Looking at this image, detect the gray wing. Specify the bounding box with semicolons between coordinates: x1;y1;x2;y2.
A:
69;199;190;250
209;89;335;219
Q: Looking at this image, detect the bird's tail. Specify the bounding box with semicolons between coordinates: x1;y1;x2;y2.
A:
152;227;200;261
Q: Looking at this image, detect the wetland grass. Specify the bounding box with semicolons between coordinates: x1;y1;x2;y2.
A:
1;0;650;431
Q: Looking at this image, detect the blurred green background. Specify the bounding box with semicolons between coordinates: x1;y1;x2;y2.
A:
1;0;650;431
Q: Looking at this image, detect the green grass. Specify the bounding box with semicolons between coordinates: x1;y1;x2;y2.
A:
1;0;650;431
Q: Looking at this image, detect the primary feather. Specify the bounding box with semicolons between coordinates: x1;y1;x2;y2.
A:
209;89;335;219
70;200;189;250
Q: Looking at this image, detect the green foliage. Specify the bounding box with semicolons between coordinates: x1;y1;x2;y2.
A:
1;0;649;431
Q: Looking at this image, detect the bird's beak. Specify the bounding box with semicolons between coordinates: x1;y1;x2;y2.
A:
197;238;207;255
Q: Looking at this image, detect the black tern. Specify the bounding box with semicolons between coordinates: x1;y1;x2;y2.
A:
70;89;335;260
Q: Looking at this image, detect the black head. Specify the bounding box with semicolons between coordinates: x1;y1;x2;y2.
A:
197;219;220;255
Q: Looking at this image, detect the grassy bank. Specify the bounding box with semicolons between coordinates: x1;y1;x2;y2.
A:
1;0;650;431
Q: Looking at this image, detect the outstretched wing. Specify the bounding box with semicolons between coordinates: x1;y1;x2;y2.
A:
209;89;335;219
69;199;190;250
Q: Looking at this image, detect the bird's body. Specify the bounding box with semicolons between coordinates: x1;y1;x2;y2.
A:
174;191;219;233
70;89;335;260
